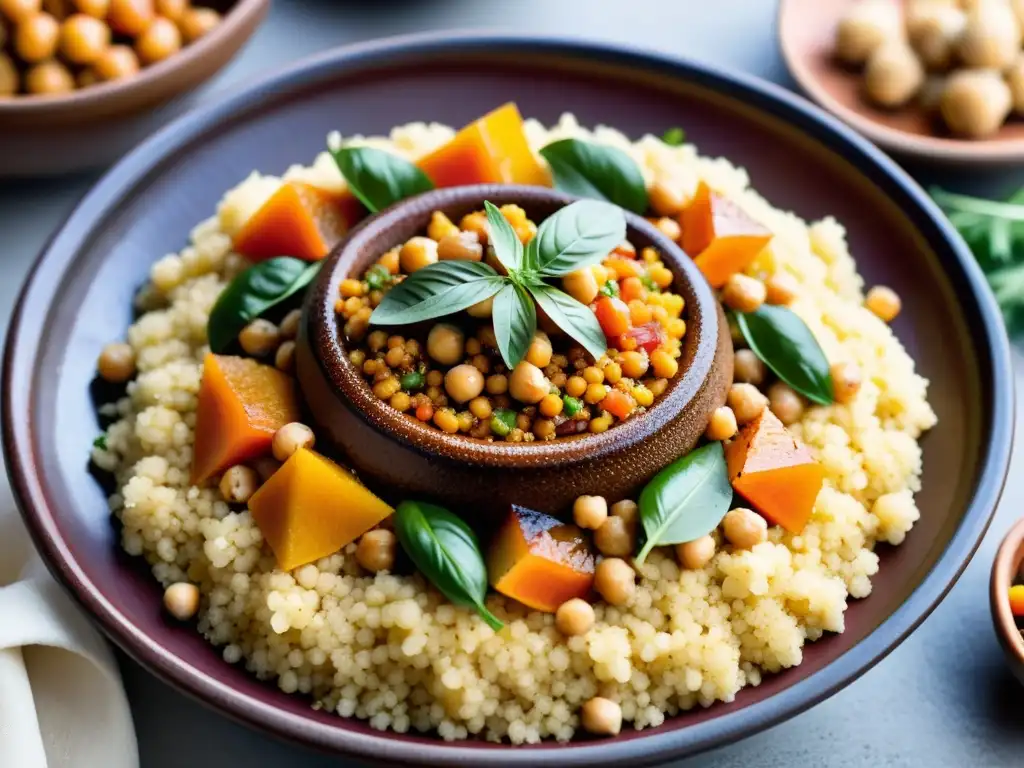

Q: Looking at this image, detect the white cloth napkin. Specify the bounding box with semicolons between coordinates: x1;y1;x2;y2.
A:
0;482;138;768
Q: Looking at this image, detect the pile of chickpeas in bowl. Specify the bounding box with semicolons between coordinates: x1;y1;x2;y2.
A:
0;0;222;97
337;204;688;442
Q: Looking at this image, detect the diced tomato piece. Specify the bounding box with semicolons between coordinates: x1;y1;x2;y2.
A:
600;389;637;420
619;322;666;354
620;277;645;303
594;296;632;338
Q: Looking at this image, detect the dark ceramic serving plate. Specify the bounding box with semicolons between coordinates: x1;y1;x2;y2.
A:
1;32;1014;767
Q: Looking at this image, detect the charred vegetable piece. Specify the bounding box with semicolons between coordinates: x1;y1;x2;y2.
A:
724;408;824;534
248;448;393;571
488;505;595;613
417;103;549;188
680;182;772;288
191;354;300;485
233;182;361;262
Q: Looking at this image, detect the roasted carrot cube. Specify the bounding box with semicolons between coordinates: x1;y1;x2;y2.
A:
417;103;549;188
488;505;595;613
680;182;772;288
600;389;637;419
233;181;362;263
725;408;824;533
248;448;393;572
190;354;300;485
595;296;632;337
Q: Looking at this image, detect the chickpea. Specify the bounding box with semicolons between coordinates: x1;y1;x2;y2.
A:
163;582;199;620
573;495;608;530
619;350;649;379
135;16;181;65
106;0;153;36
0;0;40;23
153;0;184;21
178;5;218;42
722;507;767;550
654;216;681;242
649;348;678;379
93;43;139;80
0;54;17;96
16;12;59;62
59;13;109;65
485;373;508;395
907;3;965;71
73;0;107;16
219;464;259;504
562;267;599;305
238;318;280;357
508;360;548;404
594;558;635;606
721;274;766;313
24;59;72;93
444;364;485;403
539;393;563;418
648;179;686;217
831;361;863;404
865;285;902;322
1007;54;1024;116
768;382;804;425
278;308;302;340
732;349;765;386
525;331;552;368
581;697;622;737
594;516;634;557
555;598;595;636
676;535;715;570
610;499;638;526
942;68;1013;138
356;529;396;573
833;0;902;66
765;273;799;305
426;323;464;366
274;340;296;373
272;422;315;462
97;341;135;382
958;3;1020;70
437;230;483;262
465;294;494;318
705;405;738;441
863;42;925;109
727;383;768;425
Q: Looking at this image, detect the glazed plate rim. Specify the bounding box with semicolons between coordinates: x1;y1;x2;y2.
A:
2;31;1014;766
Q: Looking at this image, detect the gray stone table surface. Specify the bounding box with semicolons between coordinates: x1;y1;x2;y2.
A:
2;1;1024;766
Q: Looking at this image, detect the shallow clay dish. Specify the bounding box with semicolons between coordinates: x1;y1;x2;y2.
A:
778;0;1024;164
0;0;269;178
297;184;732;516
2;32;1014;767
990;518;1024;684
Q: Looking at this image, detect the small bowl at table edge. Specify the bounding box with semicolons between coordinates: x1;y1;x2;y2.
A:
991;517;1024;683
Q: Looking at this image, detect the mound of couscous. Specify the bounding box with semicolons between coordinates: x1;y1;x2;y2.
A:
90;109;936;744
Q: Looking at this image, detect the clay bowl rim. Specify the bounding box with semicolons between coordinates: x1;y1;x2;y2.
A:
0;0;269;123
308;183;718;466
0;31;1015;768
776;0;1024;164
990;517;1024;671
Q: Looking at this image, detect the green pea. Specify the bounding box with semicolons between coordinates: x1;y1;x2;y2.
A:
400;371;425;391
490;408;517;437
365;264;391;291
562;395;583;417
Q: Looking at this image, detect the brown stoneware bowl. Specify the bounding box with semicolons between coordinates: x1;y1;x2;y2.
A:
1;33;1015;767
0;0;269;178
990;518;1024;685
296;184;733;517
778;0;1024;164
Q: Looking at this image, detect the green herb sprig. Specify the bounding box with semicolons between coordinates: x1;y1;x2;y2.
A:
661;127;686;146
370;199;625;367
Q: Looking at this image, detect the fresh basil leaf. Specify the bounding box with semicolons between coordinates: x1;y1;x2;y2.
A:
540;138;648;214
526;282;607;361
635;442;732;564
393;500;503;631
207;257;320;353
492;282;536;368
484;200;525;273
662;127;686;146
735;305;834;405
531;200;626;277
331;146;434;214
370;261;505;326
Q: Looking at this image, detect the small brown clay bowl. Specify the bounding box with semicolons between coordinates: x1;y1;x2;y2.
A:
0;0;269;178
295;184;733;517
990;518;1024;684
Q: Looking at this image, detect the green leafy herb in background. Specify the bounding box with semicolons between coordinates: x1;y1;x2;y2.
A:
735;305;834;406
370;199;624;366
661;127;686;146
393;500;503;631
539;138;649;214
207;257;320;353
332;146;434;213
635;442;732;565
93;434;107;451
933;187;1024;337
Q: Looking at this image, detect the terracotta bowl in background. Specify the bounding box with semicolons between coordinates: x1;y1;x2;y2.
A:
1;33;1014;767
0;0;269;178
296;184;732;517
778;0;1024;164
991;518;1024;685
